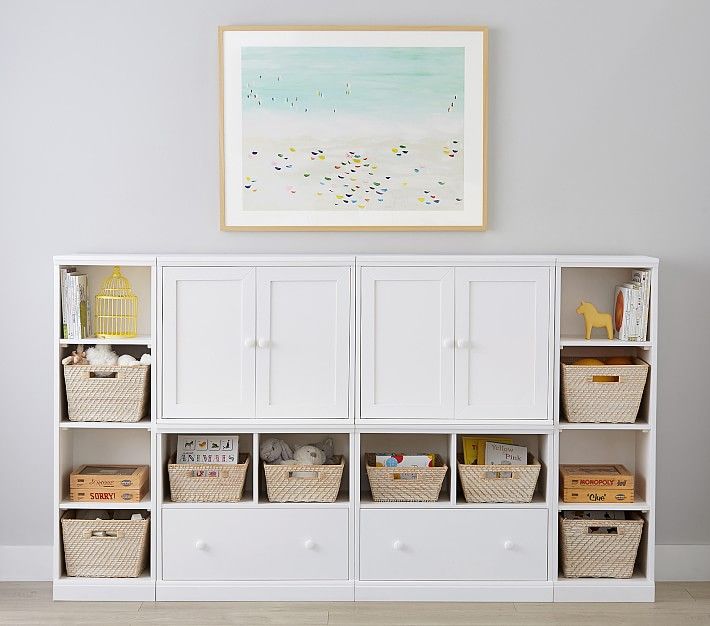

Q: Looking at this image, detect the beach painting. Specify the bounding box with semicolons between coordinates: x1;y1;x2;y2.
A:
220;27;487;230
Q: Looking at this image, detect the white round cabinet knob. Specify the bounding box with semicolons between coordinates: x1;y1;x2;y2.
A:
244;338;256;348
503;540;515;551
442;338;455;349
304;538;315;550
257;338;271;348
195;540;207;551
456;339;470;349
392;540;404;552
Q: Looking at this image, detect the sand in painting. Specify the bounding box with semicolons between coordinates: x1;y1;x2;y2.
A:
241;47;464;212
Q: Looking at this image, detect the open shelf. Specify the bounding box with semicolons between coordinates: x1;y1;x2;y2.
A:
558;419;650;431
60;335;153;347
560;336;652;349
457;492;548;508
60;418;152;429
60;494;151;510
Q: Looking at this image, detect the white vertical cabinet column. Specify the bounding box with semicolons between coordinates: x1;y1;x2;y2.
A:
360;266;454;418
162;266;256;418
454;266;551;420
255;267;351;418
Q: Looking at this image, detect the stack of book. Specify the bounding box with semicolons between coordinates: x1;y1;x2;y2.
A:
614;268;651;341
60;267;91;339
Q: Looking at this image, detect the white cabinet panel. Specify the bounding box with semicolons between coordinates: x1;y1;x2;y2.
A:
162;508;349;581
360;509;548;581
162;267;255;418
360;267;454;418
455;267;551;420
256;267;350;418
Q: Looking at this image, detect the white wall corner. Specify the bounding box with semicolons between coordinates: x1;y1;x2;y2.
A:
0;545;53;581
657;544;710;581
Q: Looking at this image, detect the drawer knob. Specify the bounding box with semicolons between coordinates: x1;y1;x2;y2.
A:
195;540;207;551
456;339;471;349
244;338;256;348
257;338;271;348
304;538;316;550
392;540;404;552
442;338;454;349
503;540;515;551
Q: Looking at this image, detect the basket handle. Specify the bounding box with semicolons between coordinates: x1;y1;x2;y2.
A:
88;530;122;539
86;371;119;380
590;375;621;384
482;469;522;480
287;470;320;480
587;526;619;535
189;468;223;478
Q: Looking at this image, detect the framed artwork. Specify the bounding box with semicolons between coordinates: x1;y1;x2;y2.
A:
219;26;488;231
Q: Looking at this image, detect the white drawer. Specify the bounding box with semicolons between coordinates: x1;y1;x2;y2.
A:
360;509;547;581
162;508;349;581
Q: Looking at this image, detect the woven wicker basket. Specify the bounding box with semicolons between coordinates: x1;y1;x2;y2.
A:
168;454;250;502
561;358;649;423
560;514;644;578
263;457;344;503
458;454;541;503
61;511;149;578
64;364;150;422
366;454;448;502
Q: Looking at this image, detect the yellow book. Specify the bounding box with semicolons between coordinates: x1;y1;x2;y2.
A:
461;436;513;464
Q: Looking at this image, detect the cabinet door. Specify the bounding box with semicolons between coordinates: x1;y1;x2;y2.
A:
454;267;551;420
360;267;454;419
255;267;350;418
162;267;255;418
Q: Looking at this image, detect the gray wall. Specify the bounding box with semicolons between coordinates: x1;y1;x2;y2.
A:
1;0;708;548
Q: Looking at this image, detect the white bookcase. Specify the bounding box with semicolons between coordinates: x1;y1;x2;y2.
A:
52;254;658;603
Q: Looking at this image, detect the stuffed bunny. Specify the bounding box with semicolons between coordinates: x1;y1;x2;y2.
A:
259;438;293;464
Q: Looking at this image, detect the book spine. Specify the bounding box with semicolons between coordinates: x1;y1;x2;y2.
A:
66;275;78;340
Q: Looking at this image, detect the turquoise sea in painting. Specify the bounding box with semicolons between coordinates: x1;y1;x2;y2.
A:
242;47;464;120
240;46;465;212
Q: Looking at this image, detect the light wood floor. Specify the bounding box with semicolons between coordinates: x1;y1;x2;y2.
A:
1;582;709;625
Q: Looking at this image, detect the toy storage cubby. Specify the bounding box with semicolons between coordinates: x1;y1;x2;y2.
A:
455;433;552;507
54;256;156;600
358;432;451;506
256;432;351;505
159;432;255;505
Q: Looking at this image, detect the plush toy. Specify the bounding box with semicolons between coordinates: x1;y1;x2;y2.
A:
86;344;118;366
260;438;293;463
117;354;138;366
309;437;337;465
139;353;152;365
61;344;87;366
293;445;326;465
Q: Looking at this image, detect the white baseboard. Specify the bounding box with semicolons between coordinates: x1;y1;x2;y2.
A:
0;545;53;581
656;544;710;581
2;544;708;584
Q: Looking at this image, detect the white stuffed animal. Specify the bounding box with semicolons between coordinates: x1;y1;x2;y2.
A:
293;445;326;465
86;344;118;366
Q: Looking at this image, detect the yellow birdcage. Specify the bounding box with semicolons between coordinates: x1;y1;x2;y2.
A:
94;266;138;338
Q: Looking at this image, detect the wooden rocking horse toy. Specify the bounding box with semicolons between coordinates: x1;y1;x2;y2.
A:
576;301;613;340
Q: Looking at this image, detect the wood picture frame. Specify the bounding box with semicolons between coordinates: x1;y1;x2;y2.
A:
219;26;488;231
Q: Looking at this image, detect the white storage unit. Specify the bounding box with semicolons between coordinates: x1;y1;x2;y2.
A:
52;254;658;603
